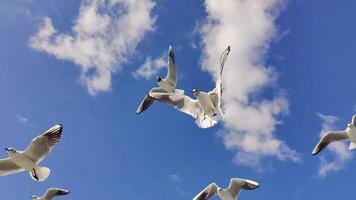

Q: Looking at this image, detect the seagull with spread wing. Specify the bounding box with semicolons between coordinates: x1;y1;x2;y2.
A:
312;114;356;155
193;178;259;200
32;188;70;200
0;124;63;181
136;45;184;114
150;46;231;128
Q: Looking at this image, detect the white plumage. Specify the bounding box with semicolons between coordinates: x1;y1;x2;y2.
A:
0;124;63;181
32;188;70;200
193;178;259;200
150;46;230;128
312;115;356;155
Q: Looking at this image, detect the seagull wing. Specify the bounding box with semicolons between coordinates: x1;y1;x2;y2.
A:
163;46;177;87
0;158;24;176
24;124;63;163
193;183;218;200
227;178;259;199
312;131;349;155
352;115;356;127
149;92;202;119
136;87;165;114
208;46;230;110
43;188;70;199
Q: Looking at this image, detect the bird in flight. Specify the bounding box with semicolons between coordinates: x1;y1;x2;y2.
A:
32;188;70;200
150;46;231;128
312;114;356;155
0;124;63;181
136;45;184;114
193;177;259;200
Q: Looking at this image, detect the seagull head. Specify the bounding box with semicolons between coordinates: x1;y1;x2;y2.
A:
156;76;162;82
5;148;16;154
192;89;200;96
348;123;353;128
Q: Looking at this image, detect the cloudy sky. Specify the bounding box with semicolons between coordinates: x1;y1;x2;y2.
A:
1;0;356;199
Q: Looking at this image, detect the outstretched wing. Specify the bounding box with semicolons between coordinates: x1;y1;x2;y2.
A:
312;131;349;155
43;188;70;199
136;87;165;114
24;124;63;163
193;183;218;200
209;46;230;109
0;158;24;176
149;92;202;119
227;178;259;199
163;45;177;87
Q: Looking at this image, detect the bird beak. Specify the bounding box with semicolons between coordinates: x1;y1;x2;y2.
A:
4;148;9;152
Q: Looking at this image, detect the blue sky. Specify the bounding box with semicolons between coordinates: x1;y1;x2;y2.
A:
1;0;356;199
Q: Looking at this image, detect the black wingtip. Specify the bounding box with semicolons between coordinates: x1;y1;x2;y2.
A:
168;46;175;64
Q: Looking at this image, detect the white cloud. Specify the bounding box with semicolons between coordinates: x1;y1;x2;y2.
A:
317;113;352;177
17;115;29;123
133;55;165;80
30;0;156;95
169;174;182;183
199;0;300;168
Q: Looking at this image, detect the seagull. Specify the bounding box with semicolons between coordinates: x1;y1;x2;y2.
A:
32;188;70;200
136;45;184;114
312;114;356;155
149;46;231;128
0;124;63;181
193;178;259;200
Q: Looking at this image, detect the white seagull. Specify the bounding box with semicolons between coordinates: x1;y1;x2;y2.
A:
312;114;356;155
32;188;70;200
136;45;184;114
150;46;231;128
0;124;63;181
193;178;259;200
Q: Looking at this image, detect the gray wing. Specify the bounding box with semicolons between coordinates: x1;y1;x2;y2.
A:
136;87;165;114
193;183;218;200
24;124;63;163
312;131;349;155
208;46;230;109
163;45;177;87
0;158;24;176
43;188;70;199
149;92;202;119
227;178;259;199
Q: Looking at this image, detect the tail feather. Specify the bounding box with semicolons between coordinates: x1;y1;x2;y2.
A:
195;114;221;129
29;166;50;182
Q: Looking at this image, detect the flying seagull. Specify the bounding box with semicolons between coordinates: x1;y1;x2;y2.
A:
193;178;259;200
150;46;231;128
0;124;63;181
136;45;184;114
32;188;70;200
312;114;356;155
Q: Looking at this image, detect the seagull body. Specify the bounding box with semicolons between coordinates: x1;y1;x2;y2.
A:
193;178;259;200
312;115;356;155
136;45;184;114
149;46;230;128
0;124;63;181
32;188;70;200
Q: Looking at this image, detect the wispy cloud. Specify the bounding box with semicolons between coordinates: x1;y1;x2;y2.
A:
169;174;182;183
316;113;352;177
30;0;156;95
198;0;300;169
133;55;165;80
17;115;29;123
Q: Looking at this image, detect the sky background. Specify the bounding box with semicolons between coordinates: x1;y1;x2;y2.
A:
0;0;356;199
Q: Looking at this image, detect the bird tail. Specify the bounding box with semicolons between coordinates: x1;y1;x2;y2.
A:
349;142;356;150
195;114;220;129
30;166;51;182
